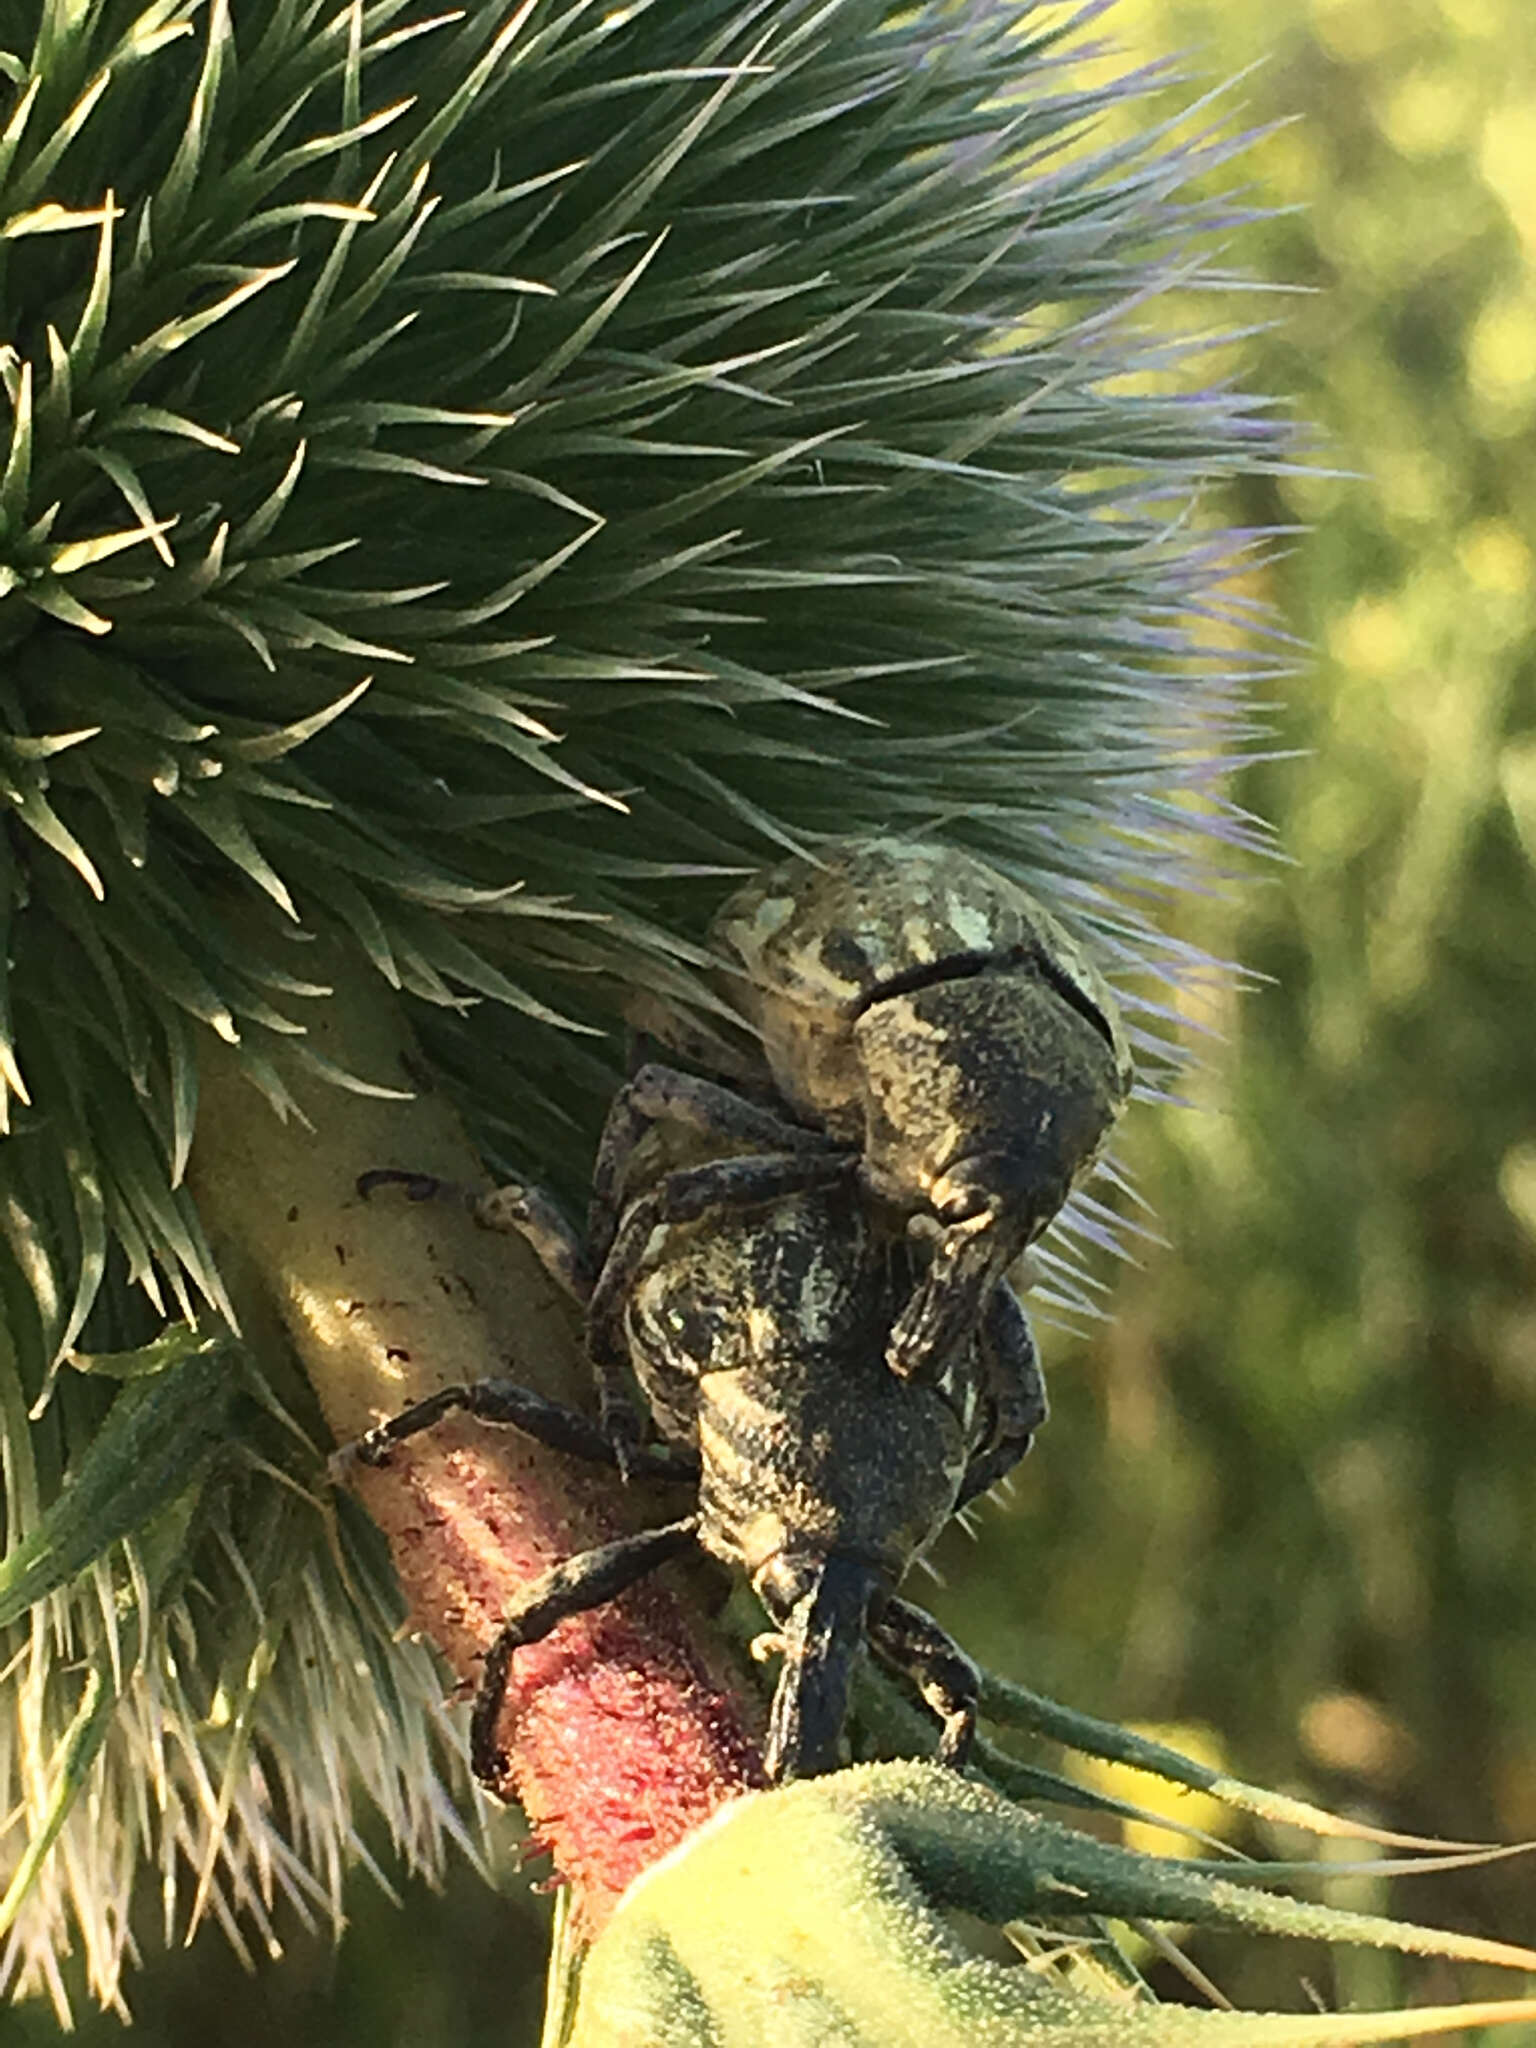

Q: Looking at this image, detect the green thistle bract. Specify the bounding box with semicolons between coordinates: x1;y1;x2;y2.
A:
0;0;1286;2018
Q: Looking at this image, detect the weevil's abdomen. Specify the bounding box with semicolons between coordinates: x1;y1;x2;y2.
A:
695;1345;970;1586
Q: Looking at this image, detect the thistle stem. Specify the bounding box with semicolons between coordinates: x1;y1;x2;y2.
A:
187;940;763;1931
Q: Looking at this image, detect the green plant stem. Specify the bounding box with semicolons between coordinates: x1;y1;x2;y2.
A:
187;936;763;1931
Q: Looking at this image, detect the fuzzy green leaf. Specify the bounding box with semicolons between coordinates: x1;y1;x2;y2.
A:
0;1336;235;1627
567;1767;1536;2048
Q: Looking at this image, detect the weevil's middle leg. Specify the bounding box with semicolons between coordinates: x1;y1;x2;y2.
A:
471;1515;701;1782
867;1595;980;1769
589;1063;848;1270
469;1178;657;1465
331;1378;699;1485
355;1167;648;1471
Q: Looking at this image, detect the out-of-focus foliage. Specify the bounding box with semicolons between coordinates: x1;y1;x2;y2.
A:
940;0;1536;2022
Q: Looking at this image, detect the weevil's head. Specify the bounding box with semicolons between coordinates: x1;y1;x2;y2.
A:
708;839;1130;1125
851;951;1130;1378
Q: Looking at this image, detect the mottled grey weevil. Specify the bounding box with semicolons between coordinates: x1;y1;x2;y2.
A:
341;1116;1042;1784
618;837;1132;1406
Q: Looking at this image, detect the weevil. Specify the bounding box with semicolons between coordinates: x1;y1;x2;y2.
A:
340;1124;1044;1784
613;837;1132;1427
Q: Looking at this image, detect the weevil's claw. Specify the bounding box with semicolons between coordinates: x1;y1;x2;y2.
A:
935;1705;977;1770
327;1441;365;1485
750;1631;788;1664
327;1425;395;1482
600;1396;646;1484
476;1182;537;1232
357;1167;445;1203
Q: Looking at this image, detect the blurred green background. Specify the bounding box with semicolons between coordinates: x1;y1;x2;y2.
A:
5;0;1536;2037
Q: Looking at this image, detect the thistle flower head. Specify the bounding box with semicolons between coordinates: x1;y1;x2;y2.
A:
0;0;1289;2014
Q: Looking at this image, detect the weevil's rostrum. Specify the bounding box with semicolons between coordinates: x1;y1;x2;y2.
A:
707;840;1135;1375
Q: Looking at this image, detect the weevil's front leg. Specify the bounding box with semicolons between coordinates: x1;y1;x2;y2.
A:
472;1516;701;1783
955;1281;1048;1510
588;1063;848;1270
867;1595;980;1769
586;1149;859;1377
330;1379;699;1486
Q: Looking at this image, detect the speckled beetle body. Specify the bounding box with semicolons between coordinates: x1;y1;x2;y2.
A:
616;1166;999;1778
343;1117;1040;1783
339;841;1123;1782
630;838;1134;1380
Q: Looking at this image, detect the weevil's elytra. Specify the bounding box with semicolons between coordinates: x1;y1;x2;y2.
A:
712;838;1133;1113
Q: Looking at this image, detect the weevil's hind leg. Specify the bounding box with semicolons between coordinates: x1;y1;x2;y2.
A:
331;1380;698;1486
472;1516;700;1783
867;1595;980;1769
588;1063;848;1270
956;1281;1048;1511
761;1557;879;1784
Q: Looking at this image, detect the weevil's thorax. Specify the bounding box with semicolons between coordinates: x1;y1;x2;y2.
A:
705;1333;975;1592
625;1183;978;1578
620;1184;871;1444
850;965;1127;1243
